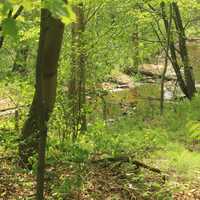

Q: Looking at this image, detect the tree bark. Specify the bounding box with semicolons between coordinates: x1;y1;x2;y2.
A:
172;2;196;99
18;9;64;169
160;3;172;114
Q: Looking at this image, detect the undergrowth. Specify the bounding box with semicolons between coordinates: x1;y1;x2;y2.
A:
1;92;200;199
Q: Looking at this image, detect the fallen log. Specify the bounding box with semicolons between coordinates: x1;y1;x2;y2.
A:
0;104;29;117
90;156;162;174
52;155;167;182
0;104;29;113
92;156;166;181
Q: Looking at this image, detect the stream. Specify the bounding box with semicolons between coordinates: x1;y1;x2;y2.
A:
99;41;200;119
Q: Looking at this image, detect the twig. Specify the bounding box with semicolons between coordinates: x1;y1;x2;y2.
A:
85;3;104;25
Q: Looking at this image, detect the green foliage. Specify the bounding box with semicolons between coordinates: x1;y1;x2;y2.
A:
1;0;200;199
153;142;200;179
42;0;75;25
162;94;200;140
88;119;168;157
47;138;90;163
186;120;200;141
47;117;168;165
53;172;83;199
2;17;18;39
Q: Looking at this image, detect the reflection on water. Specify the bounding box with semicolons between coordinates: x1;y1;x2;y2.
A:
101;83;161;118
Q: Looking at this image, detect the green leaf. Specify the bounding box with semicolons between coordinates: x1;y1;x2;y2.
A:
2;17;18;39
42;0;75;25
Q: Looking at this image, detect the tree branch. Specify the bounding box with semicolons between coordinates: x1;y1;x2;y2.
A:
85;3;104;25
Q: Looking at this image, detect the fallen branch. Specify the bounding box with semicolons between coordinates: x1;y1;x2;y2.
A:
0;104;29;113
91;156;162;174
0;104;29;118
90;156;167;182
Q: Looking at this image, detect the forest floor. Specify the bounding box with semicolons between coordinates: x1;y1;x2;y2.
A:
1;104;200;199
1;146;200;200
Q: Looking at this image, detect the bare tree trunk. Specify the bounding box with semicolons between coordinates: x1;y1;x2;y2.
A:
132;23;139;70
160;2;196;100
18;9;64;169
68;3;86;141
124;24;139;75
36;8;64;200
172;2;196;99
160;3;172;114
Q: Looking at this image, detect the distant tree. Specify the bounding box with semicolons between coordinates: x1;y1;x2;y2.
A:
68;2;87;140
165;2;196;99
150;1;196;100
172;2;196;99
